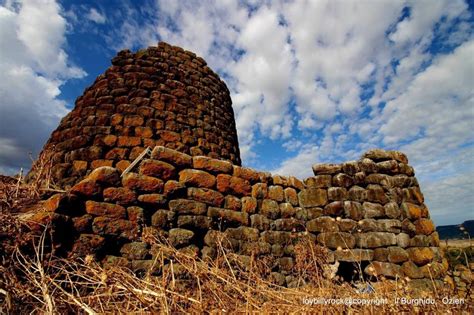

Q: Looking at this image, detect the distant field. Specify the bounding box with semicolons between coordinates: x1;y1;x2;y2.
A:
439;239;473;248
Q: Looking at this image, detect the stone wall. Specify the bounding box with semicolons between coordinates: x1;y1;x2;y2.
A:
39;146;447;286
30;42;241;188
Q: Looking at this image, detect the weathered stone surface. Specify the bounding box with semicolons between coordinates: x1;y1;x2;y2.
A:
87;166;121;185
163;180;186;196
362;149;391;161
103;187;137;205
317;232;355;249
359;158;378;173
342;161;360;175
151;146;192;167
272;218;305;231
260;199;280;219
216;174;251;196
268;185;284;202
400;202;423;219
151;210;175;227
365;262;403;279
260;231;292;245
250;214;272;230
224;195;241;211
92;217;138;239
328;187;348;201
251;183;268;199
373;248;388;261
241;197;257;214
284;187;299;205
406;247;434;266
279;203;296;218
127;206;144;222
72;215;92;233
376;219;401;233
403;187;424;204
207;207;249;225
387;246;409;263
169;199;207;215
233;166;260;182
384;202;400;219
415;218;435;235
139;159;176;180
193;156;233;173
187;187;224;207
102;255;131;269
365;185;388;204
138;193;166;205
396;233;411;248
71;234;105;257
241;242;271;256
70;179;102;197
324;201;344;216
307;217;339;232
401;261;424;279
177;215;212;229
332;173;353;188
85;201;126;218
312;163;341;175
338;219;357;232
356;232;396;248
334;249;373;261
304;175;332;188
122;173;164;192
295;207;323;221
348;186;366;202
225;227;259;241
169;228;194;247
298;188;327;207
120;242;149;260
179;169;216;188
344;201;363;220
377;160;399;174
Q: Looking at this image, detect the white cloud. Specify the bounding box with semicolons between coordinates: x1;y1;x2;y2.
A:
0;0;85;173
86;8;106;24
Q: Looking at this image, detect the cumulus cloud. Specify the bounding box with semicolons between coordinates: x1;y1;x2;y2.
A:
0;0;85;173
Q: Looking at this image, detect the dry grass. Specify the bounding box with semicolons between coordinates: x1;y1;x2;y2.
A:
0;174;472;313
0;213;471;314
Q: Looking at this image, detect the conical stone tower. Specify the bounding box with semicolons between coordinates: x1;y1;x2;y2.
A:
33;42;241;188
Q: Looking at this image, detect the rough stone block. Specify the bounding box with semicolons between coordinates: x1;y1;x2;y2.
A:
251;183;268;199
216;174;251;196
92;217;138;239
401;261;424;279
232;166;260;182
250;214;271;230
241;242;271;256
377;219;402;233
312;163;341;175
304;175;332;188
328;187;348;201
332;173;354;188
103;187;137;205
85;201;126;219
384;202;400;219
71;234;105;257
356;232;396;248
334;249;373;261
317;232;355;249
163;180;186;196
120;242;149;260
127;206;144;222
260;231;292;245
151;146;192;167
268;185;284;202
307;217;339;233
279;203;296;218
122;172;164;192
187;187;224;207
324;201;344;216
169;199;207;215
207;207;249;225
364;261;403;279
400;202;423;219
406;247;434;266
169;228;194;247
193;156;233;173
362;202;385;218
365;185;388;204
298;188;328;207
387;246;409;263
343;201;363;220
284;187;299;205
179;169;216;188
415;218;435;235
177;215;212;229
338;219;357;232
151;209;175;227
138;193;166;205
224;195;241;211
225;227;259;241
139;159;176;180
348;186;366;202
241;196;257;214
272;218;305;231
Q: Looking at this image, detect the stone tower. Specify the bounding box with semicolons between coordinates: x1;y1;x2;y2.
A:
35;42;241;188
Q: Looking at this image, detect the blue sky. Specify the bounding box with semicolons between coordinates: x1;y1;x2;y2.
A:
0;0;473;225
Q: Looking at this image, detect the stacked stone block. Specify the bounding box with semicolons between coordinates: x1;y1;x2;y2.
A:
40;147;447;286
31;42;241;188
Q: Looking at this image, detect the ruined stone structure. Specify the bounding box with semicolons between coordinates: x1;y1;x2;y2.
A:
34;42;240;188
33;43;447;287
